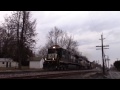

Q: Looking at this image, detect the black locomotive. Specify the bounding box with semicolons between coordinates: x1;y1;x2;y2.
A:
43;45;92;70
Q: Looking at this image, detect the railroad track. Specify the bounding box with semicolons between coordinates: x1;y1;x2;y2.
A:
0;69;99;79
0;69;48;74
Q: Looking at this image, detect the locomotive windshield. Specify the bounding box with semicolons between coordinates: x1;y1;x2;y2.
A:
48;53;57;59
48;49;57;54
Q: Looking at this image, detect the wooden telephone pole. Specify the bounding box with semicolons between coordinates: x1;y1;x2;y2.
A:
96;34;109;75
107;56;110;69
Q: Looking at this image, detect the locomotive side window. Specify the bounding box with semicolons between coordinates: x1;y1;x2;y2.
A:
54;54;57;59
62;49;65;58
62;49;67;59
61;49;69;61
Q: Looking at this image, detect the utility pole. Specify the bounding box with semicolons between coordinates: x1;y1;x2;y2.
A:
96;34;109;75
107;56;110;69
104;54;108;68
105;57;107;68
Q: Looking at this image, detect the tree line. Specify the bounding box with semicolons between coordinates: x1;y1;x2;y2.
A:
38;27;88;61
0;11;88;69
0;11;36;69
114;61;120;71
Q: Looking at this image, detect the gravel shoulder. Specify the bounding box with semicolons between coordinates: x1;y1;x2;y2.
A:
50;72;106;79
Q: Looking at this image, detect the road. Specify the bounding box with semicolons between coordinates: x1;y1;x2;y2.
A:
107;71;120;79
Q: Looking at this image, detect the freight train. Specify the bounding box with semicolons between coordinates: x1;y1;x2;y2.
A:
43;45;92;70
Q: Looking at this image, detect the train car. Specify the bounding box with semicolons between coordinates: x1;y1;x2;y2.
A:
43;45;91;70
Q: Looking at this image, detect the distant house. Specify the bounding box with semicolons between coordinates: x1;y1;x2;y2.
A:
29;57;44;69
0;58;18;68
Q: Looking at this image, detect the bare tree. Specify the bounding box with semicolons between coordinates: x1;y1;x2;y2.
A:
47;27;63;46
18;11;36;69
0;11;37;69
38;46;48;59
38;26;80;58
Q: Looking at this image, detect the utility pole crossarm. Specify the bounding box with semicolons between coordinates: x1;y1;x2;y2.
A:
96;45;109;47
103;48;109;49
99;38;105;40
96;46;102;47
96;49;101;50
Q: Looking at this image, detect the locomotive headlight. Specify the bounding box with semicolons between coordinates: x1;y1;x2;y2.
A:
45;58;47;60
53;46;56;49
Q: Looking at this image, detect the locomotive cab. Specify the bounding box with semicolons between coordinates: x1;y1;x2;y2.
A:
43;45;61;70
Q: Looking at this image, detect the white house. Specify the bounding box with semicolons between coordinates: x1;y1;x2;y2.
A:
29;57;44;69
0;58;18;68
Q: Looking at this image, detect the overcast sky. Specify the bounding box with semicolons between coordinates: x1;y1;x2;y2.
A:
0;11;120;66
